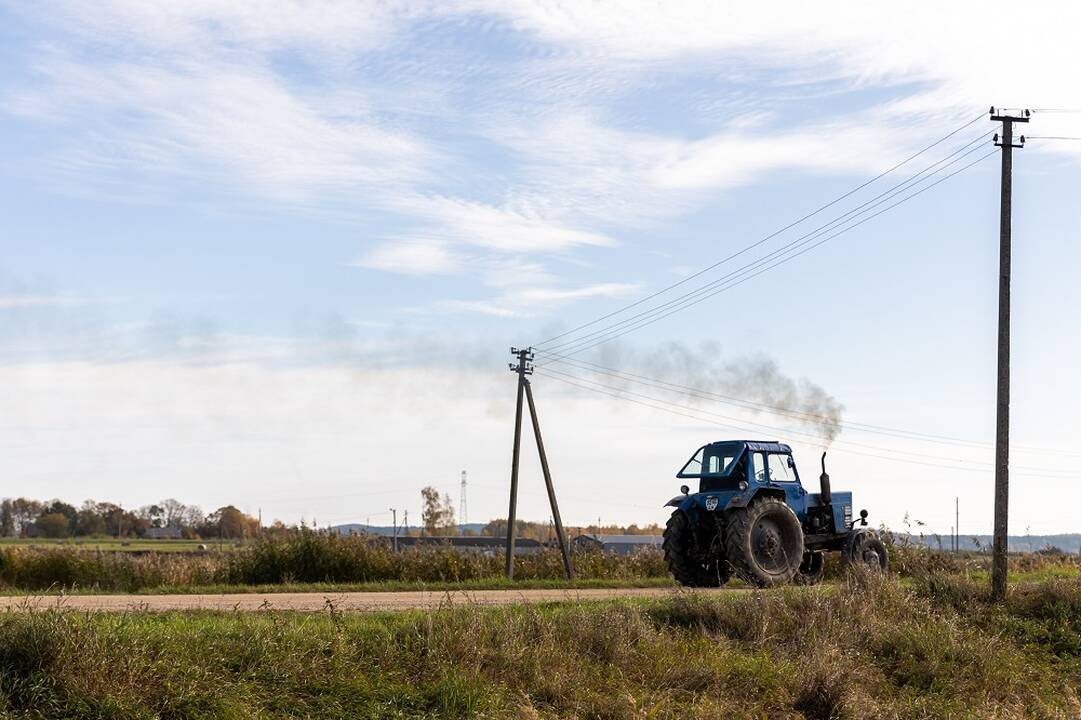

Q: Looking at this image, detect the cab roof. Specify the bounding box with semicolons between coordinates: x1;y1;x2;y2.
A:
709;440;793;454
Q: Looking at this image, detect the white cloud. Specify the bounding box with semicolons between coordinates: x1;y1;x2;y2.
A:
353;241;461;275
438;281;639;317
8;57;431;202
399;196;617;253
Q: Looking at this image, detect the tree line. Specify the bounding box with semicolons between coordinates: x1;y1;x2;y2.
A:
0;498;262;540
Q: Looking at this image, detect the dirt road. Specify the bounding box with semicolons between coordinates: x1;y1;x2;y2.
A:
0;587;728;613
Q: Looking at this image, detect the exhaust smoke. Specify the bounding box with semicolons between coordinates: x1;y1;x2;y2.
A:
591;341;845;446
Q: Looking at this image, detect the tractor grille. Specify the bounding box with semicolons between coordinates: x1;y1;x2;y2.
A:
843;505;852;527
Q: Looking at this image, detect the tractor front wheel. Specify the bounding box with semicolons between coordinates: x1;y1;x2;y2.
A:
795;551;826;585
662;510;729;588
725;497;804;587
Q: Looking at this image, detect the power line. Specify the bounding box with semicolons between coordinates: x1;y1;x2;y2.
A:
535;369;1077;480
539;136;993;355
539;146;998;357
533;352;1081;458
1026;136;1081;141
533;112;987;349
536;364;1078;474
535;365;1066;472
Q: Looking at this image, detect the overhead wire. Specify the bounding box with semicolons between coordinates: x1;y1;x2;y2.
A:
538;135;993;356
533;352;1081;458
535;365;1072;472
534;368;1078;480
533;112;988;349
538;127;992;355
538;144;999;357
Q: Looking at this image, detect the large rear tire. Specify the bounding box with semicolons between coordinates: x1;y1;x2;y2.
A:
663;510;729;588
725;496;804;587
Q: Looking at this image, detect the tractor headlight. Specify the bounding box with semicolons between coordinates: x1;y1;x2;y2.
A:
738;480;748;491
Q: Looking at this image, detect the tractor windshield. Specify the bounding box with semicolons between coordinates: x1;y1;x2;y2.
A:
677;442;743;480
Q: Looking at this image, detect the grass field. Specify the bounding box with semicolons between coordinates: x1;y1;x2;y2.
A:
0;573;1077;719
0;538;238;553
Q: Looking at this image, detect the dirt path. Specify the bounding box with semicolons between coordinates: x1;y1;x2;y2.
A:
0;587;737;613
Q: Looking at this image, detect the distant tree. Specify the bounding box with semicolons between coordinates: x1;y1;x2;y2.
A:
481;518;547;541
138;504;166;528
159;498;188;528
205;506;258;539
75;502;107;537
420;487;456;534
36;512;71;538
182;505;206;533
11;498;44;537
0;500;14;537
45;500;78;526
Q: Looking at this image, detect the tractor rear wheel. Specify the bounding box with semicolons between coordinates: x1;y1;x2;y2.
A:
663;510;729;588
725;497;804;587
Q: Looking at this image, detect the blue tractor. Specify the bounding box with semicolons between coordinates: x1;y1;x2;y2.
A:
662;440;888;587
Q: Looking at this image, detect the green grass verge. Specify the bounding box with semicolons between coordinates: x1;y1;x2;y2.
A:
0;574;1077;718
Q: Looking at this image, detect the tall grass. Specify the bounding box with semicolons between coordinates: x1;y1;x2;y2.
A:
0;574;1077;718
0;529;1077;593
0;532;668;592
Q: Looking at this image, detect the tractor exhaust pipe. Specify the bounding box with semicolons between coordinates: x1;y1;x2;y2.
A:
819;452;833;506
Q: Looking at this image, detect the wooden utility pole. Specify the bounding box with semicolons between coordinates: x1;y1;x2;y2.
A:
524;380;575;579
990;107;1027;601
505;347;575;579
955;497;959;553
504;348;529;578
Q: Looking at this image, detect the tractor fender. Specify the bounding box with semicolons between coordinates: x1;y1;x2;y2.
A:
725;486;785;511
663;493;723;527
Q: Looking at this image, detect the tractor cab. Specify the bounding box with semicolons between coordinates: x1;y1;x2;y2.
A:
671;440;809;515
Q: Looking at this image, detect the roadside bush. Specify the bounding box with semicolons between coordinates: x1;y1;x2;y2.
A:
0;531;668;591
0;547;220;592
225;530;667;585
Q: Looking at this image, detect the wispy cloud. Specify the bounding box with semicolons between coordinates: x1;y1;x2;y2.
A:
0;294;102;309
437;281;640;317
352;241;461;275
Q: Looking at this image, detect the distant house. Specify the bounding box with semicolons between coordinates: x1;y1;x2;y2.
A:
144;526;183;540
574;534;664;556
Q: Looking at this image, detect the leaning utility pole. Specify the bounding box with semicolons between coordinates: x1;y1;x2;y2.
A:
505;347;575;580
990;107;1027;601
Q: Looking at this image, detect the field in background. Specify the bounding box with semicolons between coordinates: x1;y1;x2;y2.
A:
0;573;1077;718
0;538;238;553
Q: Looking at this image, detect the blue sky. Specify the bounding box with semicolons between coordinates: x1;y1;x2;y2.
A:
2;1;1081;535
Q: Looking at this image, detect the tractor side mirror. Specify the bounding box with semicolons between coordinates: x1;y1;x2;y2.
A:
859;509;868;526
680;485;689;495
